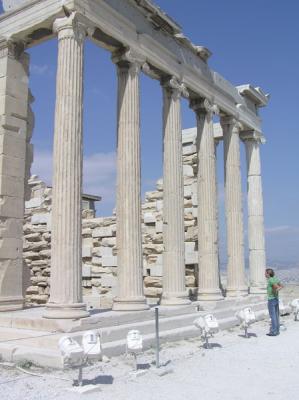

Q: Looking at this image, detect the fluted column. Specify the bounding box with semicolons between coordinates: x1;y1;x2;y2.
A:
44;13;89;319
112;49;148;311
161;77;190;305
242;132;267;294
221;116;248;296
190;99;223;301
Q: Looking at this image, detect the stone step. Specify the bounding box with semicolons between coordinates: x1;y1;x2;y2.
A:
0;298;268;369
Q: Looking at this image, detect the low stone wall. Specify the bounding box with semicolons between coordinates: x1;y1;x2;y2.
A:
23;128;199;308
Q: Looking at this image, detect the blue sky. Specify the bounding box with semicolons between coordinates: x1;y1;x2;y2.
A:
1;1;298;265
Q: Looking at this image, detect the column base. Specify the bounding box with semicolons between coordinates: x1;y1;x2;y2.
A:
0;296;24;312
112;296;149;311
226;287;248;297
43;302;89;319
160;292;191;306
197;289;224;301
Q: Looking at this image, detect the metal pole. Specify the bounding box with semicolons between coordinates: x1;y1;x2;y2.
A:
77;365;83;386
133;353;137;371
155;307;160;368
245;326;248;338
204;332;209;349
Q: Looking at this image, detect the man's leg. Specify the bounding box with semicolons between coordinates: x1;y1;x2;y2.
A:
268;300;274;334
268;299;278;334
275;299;280;334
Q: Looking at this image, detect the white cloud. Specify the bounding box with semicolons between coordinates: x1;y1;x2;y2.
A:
31;150;116;215
265;226;299;235
30;64;53;77
31;149;52;185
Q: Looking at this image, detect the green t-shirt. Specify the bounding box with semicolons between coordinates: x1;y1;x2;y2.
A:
267;276;280;299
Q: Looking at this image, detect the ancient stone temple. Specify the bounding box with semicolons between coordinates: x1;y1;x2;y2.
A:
0;0;269;320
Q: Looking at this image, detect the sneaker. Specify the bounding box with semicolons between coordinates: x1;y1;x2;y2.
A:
266;333;278;336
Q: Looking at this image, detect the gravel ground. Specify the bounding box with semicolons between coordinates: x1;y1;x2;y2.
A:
1;313;299;400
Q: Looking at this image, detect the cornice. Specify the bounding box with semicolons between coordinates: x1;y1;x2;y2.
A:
237;84;270;108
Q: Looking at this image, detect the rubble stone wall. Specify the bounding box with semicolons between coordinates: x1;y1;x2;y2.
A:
23;128;199;308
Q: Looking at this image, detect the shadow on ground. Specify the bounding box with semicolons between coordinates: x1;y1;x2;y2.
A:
80;375;114;385
238;333;257;339
202;343;222;349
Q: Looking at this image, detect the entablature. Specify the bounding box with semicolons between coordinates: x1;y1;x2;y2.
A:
0;0;269;132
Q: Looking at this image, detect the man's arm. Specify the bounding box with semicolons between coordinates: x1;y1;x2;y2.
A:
272;282;283;292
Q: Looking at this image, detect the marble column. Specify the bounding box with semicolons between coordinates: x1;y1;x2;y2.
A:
221;116;248;296
44;13;89;319
161;77;190;305
112;49;149;311
0;40;29;311
242;132;267;294
190;99;223;301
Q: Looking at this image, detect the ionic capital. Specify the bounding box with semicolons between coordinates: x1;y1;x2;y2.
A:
0;39;25;59
161;76;189;100
190;98;219;117
220;115;243;134
53;12;87;43
240;130;266;145
112;47;146;74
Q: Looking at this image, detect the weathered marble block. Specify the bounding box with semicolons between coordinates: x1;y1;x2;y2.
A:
144;212;156;224
102;256;117;267
0;174;24;197
82;264;92;278
92;226;113;238
183;143;196;156
31;213;51;226
98;246;113;257
91;256;102;266
149;265;163;277
101;274;117;288
82;246;92;258
25;197;43;208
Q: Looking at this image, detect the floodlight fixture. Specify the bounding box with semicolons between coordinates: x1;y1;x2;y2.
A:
193;314;219;349
235;307;256;338
82;330;102;361
290;299;299;321
58;336;84;367
126;330;143;370
59;331;103;387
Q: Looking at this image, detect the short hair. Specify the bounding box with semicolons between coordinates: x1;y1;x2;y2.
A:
266;268;275;277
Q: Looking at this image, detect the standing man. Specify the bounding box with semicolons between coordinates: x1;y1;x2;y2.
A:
265;268;283;336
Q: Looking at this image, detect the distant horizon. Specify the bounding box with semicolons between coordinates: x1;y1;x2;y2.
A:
219;259;299;270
